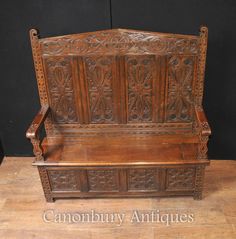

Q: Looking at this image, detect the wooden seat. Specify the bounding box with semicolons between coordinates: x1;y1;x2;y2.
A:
35;135;206;166
26;27;211;202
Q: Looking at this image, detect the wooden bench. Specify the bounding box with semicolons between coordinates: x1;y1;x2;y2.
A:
26;27;211;202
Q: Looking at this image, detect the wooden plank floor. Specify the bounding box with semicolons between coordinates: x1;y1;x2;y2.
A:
0;157;236;239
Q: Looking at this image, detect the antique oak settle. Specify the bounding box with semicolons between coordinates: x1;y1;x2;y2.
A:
26;27;211;202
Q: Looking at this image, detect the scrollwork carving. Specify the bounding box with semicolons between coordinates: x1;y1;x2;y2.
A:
40;29;199;56
128;168;158;190
126;56;154;122
84;56;115;123
166;56;194;122
44;57;78;123
87;170;118;191
48;170;79;191
167;168;195;190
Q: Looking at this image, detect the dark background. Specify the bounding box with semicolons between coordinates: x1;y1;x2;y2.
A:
0;0;235;159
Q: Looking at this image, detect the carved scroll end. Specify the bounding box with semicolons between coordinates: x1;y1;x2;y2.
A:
200;26;208;39
201;121;211;136
26;123;38;139
29;28;39;41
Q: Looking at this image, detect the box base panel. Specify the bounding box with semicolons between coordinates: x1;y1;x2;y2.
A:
37;163;207;202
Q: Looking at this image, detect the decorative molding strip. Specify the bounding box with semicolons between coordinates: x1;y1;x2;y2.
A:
196;26;208;106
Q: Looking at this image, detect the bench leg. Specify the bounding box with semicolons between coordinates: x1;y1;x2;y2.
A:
38;166;55;203
193;165;205;200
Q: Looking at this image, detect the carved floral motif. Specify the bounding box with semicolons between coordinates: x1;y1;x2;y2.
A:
44;57;78;123
166;56;194;122
126;56;155;122
167;168;195;189
84;56;115;123
128;168;157;190
48;170;79;191
87;170;118;191
40;29;199;55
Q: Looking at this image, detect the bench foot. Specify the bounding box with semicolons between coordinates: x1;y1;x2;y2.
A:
193;165;205;200
38;166;55;202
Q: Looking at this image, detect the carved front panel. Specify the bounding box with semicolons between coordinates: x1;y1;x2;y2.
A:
166;168;195;190
48;170;79;191
166;56;195;122
128;168;158;191
87;169;119;191
84;56;117;123
126;56;156;122
44;57;78;123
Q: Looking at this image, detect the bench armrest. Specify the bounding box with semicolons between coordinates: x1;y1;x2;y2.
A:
194;106;211;159
26;105;50;161
194;107;211;136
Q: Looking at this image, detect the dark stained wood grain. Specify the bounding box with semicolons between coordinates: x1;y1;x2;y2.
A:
26;27;211;202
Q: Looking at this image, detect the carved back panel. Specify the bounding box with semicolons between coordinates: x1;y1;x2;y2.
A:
30;28;207;136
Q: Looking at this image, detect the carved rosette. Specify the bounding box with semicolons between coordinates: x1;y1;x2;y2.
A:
166;56;194;122
87;170;118;191
166;168;195;190
84;56;115;123
128;169;158;190
48;170;79;191
126;56;154;122
44;57;78;123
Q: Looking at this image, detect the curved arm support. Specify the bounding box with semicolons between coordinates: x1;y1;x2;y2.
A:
194;106;211;159
26;105;50;161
